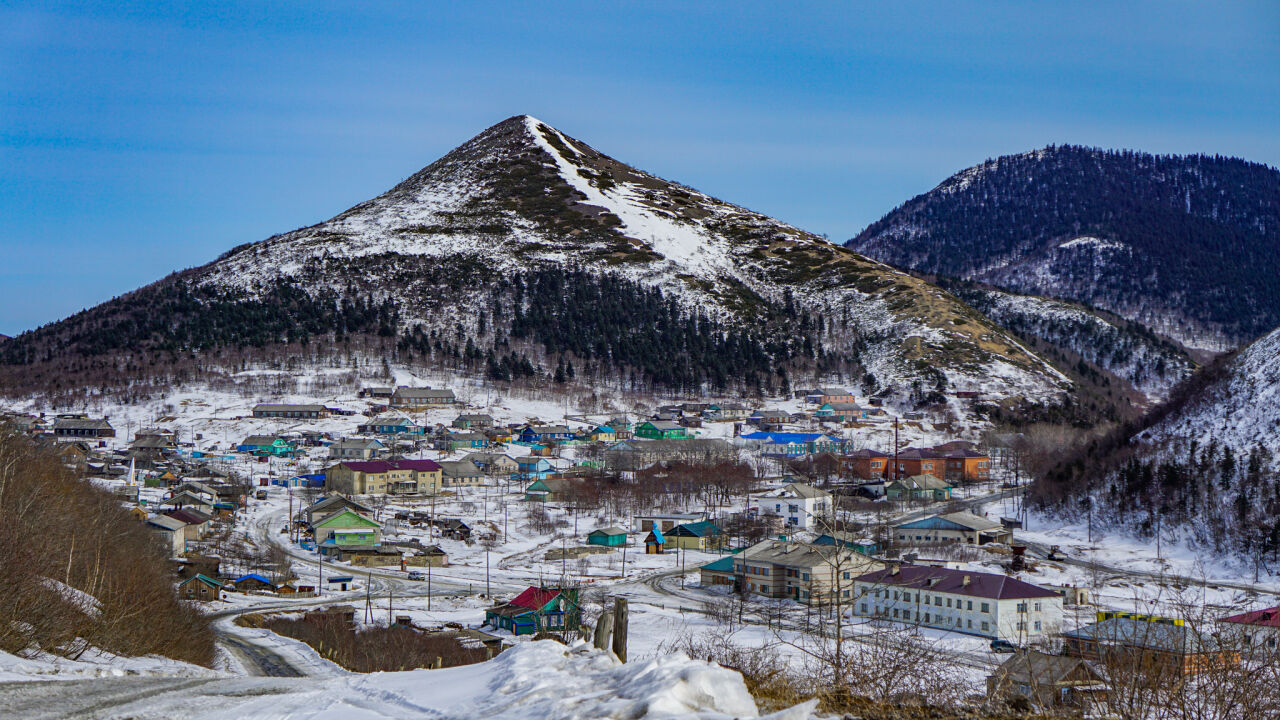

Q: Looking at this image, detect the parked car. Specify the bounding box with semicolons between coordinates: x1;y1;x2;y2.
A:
254;489;269;499
407;571;426;581
990;639;1018;653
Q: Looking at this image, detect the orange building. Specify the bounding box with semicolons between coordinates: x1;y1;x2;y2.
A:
840;449;890;480
891;448;944;480
941;448;991;483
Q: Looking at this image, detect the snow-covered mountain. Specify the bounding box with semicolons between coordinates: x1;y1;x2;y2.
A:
1139;325;1280;460
940;281;1196;405
0;116;1069;412
847;146;1280;352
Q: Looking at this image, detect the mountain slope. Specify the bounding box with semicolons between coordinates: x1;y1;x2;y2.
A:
1035;325;1280;561
847;146;1280;352
937;279;1197;405
0;116;1069;413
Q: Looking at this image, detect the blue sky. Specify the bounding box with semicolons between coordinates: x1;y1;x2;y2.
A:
2;2;1277;334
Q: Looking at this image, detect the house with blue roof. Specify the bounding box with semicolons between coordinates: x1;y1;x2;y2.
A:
515;457;553;481
645;527;666;554
229;573;277;593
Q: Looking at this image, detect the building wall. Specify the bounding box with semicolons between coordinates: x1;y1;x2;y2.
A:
853;581;1063;642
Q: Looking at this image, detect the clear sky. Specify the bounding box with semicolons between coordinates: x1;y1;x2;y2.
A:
2;2;1277;335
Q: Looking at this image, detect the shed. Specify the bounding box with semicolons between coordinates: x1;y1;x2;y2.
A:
586;527;627;547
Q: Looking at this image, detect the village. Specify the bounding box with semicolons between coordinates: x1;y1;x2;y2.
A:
3;379;1279;714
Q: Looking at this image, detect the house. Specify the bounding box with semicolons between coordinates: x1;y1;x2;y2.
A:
806;387;856;405
667;521;726;550
515;457;554;481
894;511;1012;545
325;459;443;495
634;420;689;440
1063;615;1239;675
891;447;944;480
518;425;573;443
302;494;374;526
55;441;92;471
885;474;954;501
939;448;992;484
164;508;213;542
986;650;1106;711
312;509;383;552
738;432;843;457
484;586;580;636
586;527;628;547
228;573;277;593
162;490;214;514
1220;605;1280;656
53;417;115;439
523;476;574;502
486;427;516;444
251;404;328;419
815;402;867;422
439;460;485;489
451;413;495;430
390;387;456;408
148;515;187;556
178;574;224;602
644;528;667;554
746;409;790;428
699;556;736;586
734;540;884;605
438;519;472;542
839;448;890;480
359;386;394;399
585;425;617;443
813;531;880;556
328;438;385;460
603;438;735;472
357;416;425;435
852;565;1063;642
752;482;832;530
435;431;489;451
606;417;634;438
464;452;520;477
237;435;295;457
634;511;708;533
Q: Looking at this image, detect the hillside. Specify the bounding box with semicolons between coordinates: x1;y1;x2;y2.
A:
1034;324;1280;563
847;146;1280;352
937;279;1197;405
0;116;1070;415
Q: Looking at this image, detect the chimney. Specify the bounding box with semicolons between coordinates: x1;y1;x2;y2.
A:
962;575;971;587
890;562;900;576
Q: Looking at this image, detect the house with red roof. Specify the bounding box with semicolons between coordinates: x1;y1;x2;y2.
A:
324;459;443;495
483;586;581;636
852;565;1063;642
1220;605;1280;656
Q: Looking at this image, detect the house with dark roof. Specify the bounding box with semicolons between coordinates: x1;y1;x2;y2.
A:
852;565;1063;642
518;425;573;443
390;387;456;408
840;448;891;480
986;650;1105;711
451;413;495;430
439;460;484;488
484;586;580;636
53;417;115;439
252;404;328;419
328;438;385;460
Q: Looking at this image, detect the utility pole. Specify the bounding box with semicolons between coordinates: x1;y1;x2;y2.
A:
892;417;900;481
318;550;323;597
428;554;433;610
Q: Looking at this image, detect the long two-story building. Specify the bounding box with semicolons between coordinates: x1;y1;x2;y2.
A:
852;565;1063;642
324;459;443;495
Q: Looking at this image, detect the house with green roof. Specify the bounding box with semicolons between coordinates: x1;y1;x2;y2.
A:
586;527;627;547
634;420;689;440
667;521;727;550
312;509;382;554
699;555;736;587
178;573;224;602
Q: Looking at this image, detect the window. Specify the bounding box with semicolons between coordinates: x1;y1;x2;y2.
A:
1034;621;1042;631
967;619;973;629
946;598;952;608
924;612;930;622
802;572;809;581
843;571;851;579
967;601;973;611
981;622;989;631
861;603;868;613
1034;602;1042;611
761;585;770;593
934;597;942;606
1016;603;1027;613
981;603;990;613
1017;621;1026;631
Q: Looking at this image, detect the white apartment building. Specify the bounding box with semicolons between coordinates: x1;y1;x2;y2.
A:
852;565;1063;643
752;482;832;530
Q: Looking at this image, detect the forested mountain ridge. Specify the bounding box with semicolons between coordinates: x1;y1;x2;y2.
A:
937;278;1197;405
847;146;1280;352
1034;324;1280;565
0;116;1070;414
